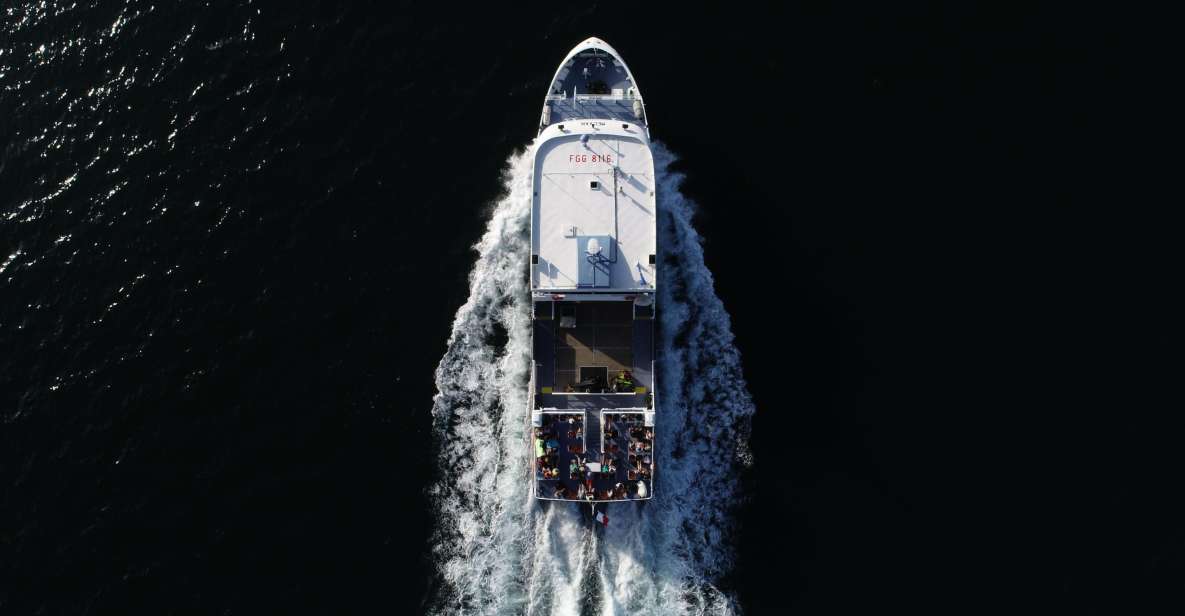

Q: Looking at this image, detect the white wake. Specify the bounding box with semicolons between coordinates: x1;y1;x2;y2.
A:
429;142;755;616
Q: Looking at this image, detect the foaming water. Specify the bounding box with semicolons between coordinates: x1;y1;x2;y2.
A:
430;142;755;615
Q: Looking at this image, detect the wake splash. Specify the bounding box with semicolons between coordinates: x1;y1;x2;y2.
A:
429;142;755;615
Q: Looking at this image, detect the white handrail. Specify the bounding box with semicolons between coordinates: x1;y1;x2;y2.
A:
544;93;640;103
528;362;537;408
650;360;656;411
573;93;638;102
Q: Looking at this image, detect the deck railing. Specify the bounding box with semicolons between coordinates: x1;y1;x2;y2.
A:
544;92;641;102
528;361;537;411
649;360;656;411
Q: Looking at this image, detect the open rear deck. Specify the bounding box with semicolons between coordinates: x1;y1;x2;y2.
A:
531;298;655;502
533;410;653;501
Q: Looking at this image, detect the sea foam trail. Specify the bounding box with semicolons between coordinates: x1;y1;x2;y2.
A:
429;142;755;616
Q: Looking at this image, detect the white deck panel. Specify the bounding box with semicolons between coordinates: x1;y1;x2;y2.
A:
531;126;656;291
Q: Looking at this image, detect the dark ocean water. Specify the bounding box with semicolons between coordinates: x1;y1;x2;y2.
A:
3;1;1179;614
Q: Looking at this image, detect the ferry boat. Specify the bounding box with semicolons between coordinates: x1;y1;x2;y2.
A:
530;38;656;505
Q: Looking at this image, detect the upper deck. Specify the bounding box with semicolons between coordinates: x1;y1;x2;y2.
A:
531;122;656;292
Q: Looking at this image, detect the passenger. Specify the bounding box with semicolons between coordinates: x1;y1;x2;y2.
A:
611;370;634;392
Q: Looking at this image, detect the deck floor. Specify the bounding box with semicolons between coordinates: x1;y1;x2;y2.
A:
535;301;652;393
535;410;653;501
547;98;642;124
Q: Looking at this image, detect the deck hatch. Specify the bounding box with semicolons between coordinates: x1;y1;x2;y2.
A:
577;235;613;287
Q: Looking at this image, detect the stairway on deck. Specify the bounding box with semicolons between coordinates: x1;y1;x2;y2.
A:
584;409;603;463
